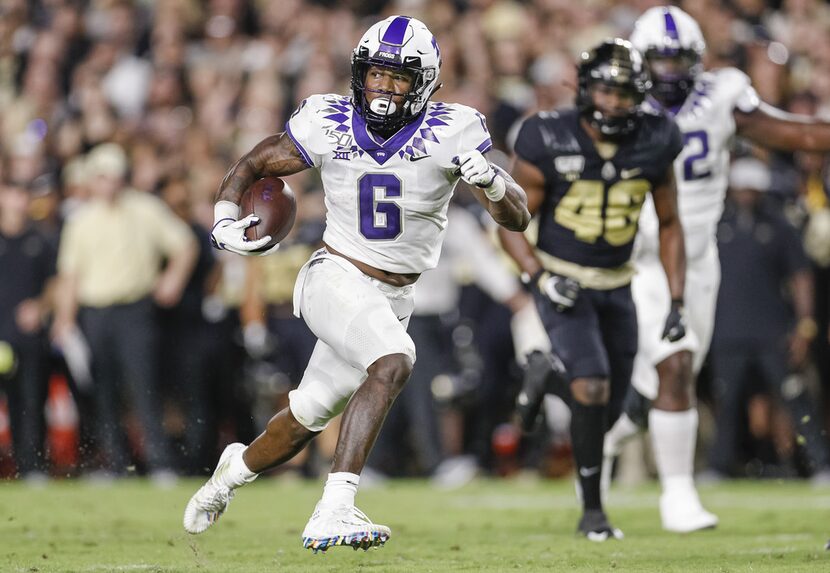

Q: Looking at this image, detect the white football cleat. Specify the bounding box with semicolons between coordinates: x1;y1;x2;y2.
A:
660;488;718;533
301;503;391;553
183;443;246;534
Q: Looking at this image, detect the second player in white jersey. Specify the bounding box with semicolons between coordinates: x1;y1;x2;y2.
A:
286;93;493;274
634;66;761;384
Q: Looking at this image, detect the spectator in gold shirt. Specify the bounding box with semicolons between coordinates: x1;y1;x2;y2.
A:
52;143;197;482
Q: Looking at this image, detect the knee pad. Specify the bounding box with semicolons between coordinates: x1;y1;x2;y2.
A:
288;388;344;433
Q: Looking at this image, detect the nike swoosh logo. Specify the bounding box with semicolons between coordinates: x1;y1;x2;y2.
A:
396;315;408;322
620;168;642;179
579;466;600;478
409;155;431;162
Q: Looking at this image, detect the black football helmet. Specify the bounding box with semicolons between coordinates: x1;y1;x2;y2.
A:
576;39;651;138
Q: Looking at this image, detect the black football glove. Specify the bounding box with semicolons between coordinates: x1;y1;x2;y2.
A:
661;299;687;342
527;270;580;312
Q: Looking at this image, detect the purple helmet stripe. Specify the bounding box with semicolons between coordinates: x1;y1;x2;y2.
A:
663;9;679;42
381;16;410;46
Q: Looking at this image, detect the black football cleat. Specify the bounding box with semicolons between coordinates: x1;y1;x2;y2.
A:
578;509;624;542
515;350;568;434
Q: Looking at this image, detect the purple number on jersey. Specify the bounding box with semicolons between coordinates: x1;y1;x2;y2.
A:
359;173;403;240
682;130;711;181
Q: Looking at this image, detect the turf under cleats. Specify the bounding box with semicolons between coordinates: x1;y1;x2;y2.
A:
183;443;245;534
302;503;391;553
660;488;718;533
578;509;624;542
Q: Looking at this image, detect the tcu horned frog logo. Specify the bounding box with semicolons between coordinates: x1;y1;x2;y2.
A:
261;182;274;201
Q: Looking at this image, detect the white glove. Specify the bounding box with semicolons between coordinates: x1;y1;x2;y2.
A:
211;201;279;256
454;151;506;201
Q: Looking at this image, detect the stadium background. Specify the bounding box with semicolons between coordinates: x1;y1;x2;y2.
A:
1;0;830;492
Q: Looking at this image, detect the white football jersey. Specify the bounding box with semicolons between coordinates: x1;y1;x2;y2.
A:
637;68;760;259
286;93;493;274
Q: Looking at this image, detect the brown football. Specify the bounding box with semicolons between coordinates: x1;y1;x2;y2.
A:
241;177;296;252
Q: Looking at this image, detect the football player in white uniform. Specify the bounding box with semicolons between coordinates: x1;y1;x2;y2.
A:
183;15;529;552
603;5;830;533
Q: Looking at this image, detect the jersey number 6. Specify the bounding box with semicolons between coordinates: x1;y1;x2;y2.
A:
359;173;403;240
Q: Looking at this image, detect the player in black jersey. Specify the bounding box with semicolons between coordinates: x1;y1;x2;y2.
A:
499;39;687;541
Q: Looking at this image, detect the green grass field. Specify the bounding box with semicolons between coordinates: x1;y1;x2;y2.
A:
1;477;828;572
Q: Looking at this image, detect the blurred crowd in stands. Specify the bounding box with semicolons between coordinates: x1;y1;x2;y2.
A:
1;0;830;487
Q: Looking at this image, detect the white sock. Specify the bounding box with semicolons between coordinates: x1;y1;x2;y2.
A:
649;408;698;493
320;472;360;507
219;447;258;489
604;413;640;457
601;413;640;501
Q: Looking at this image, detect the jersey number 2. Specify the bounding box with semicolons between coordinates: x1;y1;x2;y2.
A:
359;173;403;240
682;131;711;181
555;180;650;246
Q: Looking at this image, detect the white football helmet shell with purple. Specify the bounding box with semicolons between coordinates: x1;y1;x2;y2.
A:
351;15;442;133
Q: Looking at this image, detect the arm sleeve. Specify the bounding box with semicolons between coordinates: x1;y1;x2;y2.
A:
285;96;325;168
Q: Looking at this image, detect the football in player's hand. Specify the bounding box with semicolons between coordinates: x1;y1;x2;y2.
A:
241;177;296;252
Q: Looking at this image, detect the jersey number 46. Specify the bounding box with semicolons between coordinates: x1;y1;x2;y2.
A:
555;179;650;246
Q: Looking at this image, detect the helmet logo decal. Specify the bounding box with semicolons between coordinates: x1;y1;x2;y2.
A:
375;48;400;60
